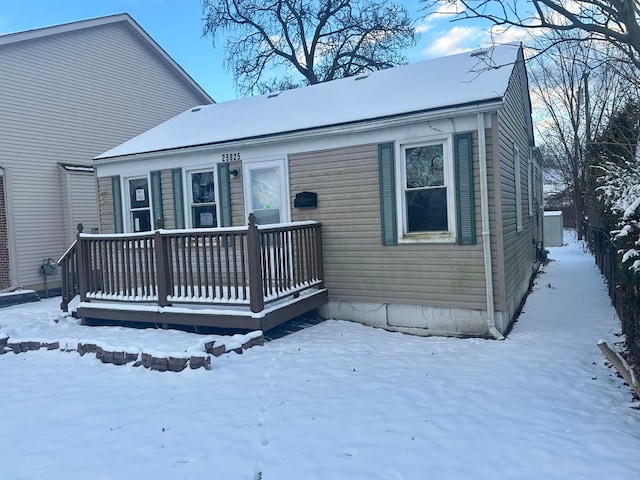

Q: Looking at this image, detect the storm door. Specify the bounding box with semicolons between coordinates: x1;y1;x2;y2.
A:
244;160;289;225
127;177;151;232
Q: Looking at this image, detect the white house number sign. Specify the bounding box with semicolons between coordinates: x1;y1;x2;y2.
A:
221;152;241;162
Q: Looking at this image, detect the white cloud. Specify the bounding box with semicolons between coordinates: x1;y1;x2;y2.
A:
431;0;466;20
414;20;433;35
488;24;533;44
423;26;484;56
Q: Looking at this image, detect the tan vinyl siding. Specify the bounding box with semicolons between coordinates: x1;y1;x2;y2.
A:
98;177;115;233
0;20;210;289
229;160;245;227
160;170;175;229
290;143;487;310
496;63;538;316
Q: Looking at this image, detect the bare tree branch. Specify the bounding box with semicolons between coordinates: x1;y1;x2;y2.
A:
422;1;640;68
202;0;417;96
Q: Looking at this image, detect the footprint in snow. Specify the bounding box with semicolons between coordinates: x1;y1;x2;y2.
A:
382;471;405;480
338;448;357;458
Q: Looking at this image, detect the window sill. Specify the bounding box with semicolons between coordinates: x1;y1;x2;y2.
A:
399;232;455;244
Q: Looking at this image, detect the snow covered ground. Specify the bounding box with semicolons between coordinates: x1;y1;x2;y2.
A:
1;232;640;479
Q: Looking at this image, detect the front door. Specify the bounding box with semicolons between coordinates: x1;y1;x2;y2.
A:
244;160;289;225
127;177;151;232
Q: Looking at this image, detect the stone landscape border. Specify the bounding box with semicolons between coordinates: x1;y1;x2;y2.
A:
0;332;264;372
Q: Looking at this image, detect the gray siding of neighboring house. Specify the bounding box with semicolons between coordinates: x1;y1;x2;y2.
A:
289;140;497;311
0;19;210;290
98;176;115;233
59;168;100;244
494;62;539;322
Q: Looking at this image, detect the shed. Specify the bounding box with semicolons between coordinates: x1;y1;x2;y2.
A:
544;211;564;247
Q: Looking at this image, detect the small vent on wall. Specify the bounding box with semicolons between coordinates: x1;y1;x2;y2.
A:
267;92;281;98
354;74;370;81
191;106;203;112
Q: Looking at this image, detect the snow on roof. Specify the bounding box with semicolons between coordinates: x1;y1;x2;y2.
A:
96;44;522;160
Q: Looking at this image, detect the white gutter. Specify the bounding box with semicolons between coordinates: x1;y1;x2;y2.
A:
477;113;505;340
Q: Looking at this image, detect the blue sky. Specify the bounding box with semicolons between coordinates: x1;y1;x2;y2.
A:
0;0;518;102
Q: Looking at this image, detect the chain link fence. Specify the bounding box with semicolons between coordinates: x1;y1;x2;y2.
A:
584;222;640;361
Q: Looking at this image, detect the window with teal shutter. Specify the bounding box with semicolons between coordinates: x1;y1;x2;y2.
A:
217;163;232;227
111;176;123;233
379;143;397;246
171;169;184;229
454;132;476;245
150;171;163;229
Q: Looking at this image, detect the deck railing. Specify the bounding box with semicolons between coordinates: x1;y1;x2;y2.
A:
58;214;323;313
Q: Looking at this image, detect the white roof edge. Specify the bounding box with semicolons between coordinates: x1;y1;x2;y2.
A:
0;13;214;105
94;99;505;163
0;13;132;46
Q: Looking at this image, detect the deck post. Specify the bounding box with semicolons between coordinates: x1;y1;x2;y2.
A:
314;224;324;288
247;214;265;313
76;224;88;303
154;230;169;307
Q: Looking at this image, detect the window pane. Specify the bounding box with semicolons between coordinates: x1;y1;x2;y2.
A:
406;187;448;232
193;205;217;228
129;178;149;209
405;145;444;189
191;172;215;204
132;210;151;232
251;167;281;210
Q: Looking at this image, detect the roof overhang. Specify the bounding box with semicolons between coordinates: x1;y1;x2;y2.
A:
94;97;504;165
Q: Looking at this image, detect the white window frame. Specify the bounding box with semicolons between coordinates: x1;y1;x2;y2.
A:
396;135;456;243
185;167;220;229
124;175;152;233
514;145;523;232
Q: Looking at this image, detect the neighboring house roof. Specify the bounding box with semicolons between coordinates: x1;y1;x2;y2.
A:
0;13;214;106
97;43;522;160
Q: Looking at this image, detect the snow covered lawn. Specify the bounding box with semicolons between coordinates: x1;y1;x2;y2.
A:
1;232;640;479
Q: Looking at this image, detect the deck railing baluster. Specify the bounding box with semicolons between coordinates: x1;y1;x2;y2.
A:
225;234;232;300
240;234;247;300
202;235;210;299
216;234;223;299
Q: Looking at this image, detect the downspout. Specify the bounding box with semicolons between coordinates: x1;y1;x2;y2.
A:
477;113;505;340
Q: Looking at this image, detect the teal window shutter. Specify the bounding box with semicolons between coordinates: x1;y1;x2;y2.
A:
378;143;397;246
171;169;184;229
455;132;476;245
150;171;163;229
217;163;232;227
111;176;123;233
